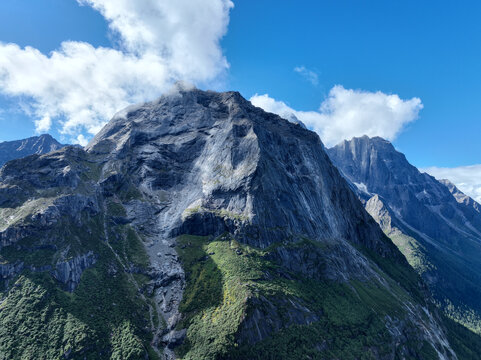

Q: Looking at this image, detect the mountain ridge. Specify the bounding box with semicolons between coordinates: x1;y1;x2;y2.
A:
0;134;65;167
328;135;481;336
0;88;477;359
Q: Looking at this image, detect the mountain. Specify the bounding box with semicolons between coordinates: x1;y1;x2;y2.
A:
328;135;481;335
0;88;477;359
0;134;65;167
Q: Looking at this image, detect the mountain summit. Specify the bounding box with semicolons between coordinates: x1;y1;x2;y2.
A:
0;89;476;359
86;89;393;253
0;134;65;167
328;135;481;335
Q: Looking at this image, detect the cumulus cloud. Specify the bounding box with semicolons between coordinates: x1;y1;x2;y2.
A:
75;134;89;147
422;165;481;203
0;0;233;141
294;66;319;86
250;85;423;147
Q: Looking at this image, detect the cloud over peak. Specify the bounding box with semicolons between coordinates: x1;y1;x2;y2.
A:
0;0;233;143
250;85;423;147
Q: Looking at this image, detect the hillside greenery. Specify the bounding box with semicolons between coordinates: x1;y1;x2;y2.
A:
0;207;158;360
443;315;481;360
175;234;438;360
1;196;480;359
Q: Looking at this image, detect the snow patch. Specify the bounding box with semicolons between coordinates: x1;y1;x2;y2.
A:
353;182;370;195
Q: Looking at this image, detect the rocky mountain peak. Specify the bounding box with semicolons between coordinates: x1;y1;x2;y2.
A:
86;88;392;254
328;135;420;193
440;178;481;211
0;92;470;359
328;135;481;337
0;133;65;167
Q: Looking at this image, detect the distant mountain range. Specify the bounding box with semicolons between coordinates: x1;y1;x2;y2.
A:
0;134;65;167
328;135;481;334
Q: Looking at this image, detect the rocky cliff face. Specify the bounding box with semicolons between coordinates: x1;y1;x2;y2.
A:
328;135;481;335
0;134;65;167
0;89;474;359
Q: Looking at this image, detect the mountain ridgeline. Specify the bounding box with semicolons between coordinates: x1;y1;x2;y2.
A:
0;88;479;359
0;134;65;167
328;136;481;337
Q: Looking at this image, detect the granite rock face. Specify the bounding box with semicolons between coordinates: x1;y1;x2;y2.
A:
0;88;466;359
0;134;65;167
328;135;481;332
87;89;397;255
53;251;97;292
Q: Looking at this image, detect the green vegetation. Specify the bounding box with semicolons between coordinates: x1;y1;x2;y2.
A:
0;211;157;359
175;235;248;359
175;234;433;360
124;228;150;270
385;229;481;335
442;299;481;335
443;315;481;359
0;242;56;267
119;184;144;202
0;214;102;268
110;322;146;359
359;245;425;306
390;232;434;275
371;206;435;277
0;267;150;359
106;199;127;217
183;206;248;221
79;159;102;183
381;218;481;335
177;235;223;319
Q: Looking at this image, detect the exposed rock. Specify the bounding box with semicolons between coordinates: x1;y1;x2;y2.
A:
266;240;381;282
161;329;187;349
87;88;400;258
53;252;97;292
0;134;65;167
237;295;319;345
0;261;24;279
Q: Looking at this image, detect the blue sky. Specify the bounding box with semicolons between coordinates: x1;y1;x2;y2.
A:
223;1;481;168
0;0;480;172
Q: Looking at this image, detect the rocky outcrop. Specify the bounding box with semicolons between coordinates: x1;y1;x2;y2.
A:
53;252;97;292
0;252;97;292
266;241;380;282
0;193;99;252
237;295;319;345
0;261;24;279
440;179;481;217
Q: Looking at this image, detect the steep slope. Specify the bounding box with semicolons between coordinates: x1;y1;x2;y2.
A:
0;134;65;166
0;88;469;359
328;136;481;334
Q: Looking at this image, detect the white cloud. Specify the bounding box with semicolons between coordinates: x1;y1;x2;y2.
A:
75;134;89;147
35;114;52;133
422;165;481;203
250;85;423;147
0;0;233;142
294;66;319;86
